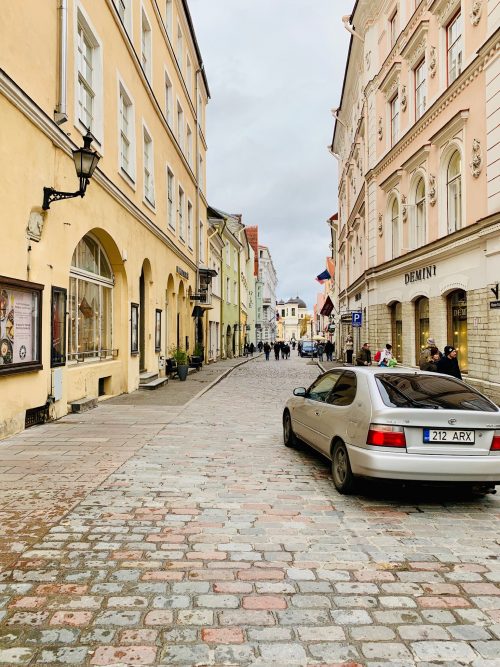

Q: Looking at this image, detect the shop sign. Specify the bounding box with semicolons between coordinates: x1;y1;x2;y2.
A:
404;264;436;285
452;305;467;319
490;301;500;309
352;312;362;328
176;266;189;280
0;277;43;375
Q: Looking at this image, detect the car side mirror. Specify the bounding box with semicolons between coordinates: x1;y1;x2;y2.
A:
293;387;307;397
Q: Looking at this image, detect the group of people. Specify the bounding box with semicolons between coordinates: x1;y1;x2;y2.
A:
343;334;462;379
314;340;335;362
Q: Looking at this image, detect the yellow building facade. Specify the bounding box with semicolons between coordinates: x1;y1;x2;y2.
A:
0;0;210;438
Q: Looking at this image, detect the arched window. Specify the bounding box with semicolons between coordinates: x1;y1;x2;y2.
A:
391;302;403;362
69;235;114;361
447;290;468;372
391;198;400;258
447;150;462;233
414;177;426;248
415;296;429;365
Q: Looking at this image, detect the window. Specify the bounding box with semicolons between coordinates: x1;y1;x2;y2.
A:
167;168;175;230
116;0;131;31
187;201;193;248
390;94;399;146
51;287;67;367
143;127;154;205
177;25;183;67
165;71;173;127
197;93;203;127
308;373;339;402
186;54;192;97
77;20;97;131
414;177;426;248
226;244;230;266
141;9;152;81
281;309;285;317
226;277;231;303
415;296;429;364
69;235;113;361
119;85;133;177
447;150;462;233
390;10;399;48
165;0;173;37
328;372;357;406
391;302;403;363
448;290;468;372
291;308;295;316
447;11;463;84
415;59;426;120
391;198;400;258
177;102;184;149
178;186;184;239
0;278;42;375
199;220;204;261
117;0;126;22
199;154;204;191
186;125;193;165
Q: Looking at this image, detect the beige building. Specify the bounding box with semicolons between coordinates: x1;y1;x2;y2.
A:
331;0;500;401
0;0;211;437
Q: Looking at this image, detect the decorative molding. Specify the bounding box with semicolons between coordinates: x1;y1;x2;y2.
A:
378;116;383;140
428;174;437;205
378;213;384;236
470;1;482;26
27;211;45;242
429;46;437;77
429;0;461;27
470;138;482;177
401;85;407;112
380;169;403;194
365;51;371;70
400;20;429;70
380;62;401;100
401;195;408;223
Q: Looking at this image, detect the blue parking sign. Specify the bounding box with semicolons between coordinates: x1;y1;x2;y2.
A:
352;311;362;327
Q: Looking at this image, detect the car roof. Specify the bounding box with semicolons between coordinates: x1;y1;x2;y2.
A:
325;366;436;376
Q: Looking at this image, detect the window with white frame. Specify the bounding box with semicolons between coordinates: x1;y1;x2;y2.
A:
143;126;154;205
165;71;173;127
225;243;230;266
187;201;193;248
197;93;203;127
414;59;426;120
177;101;184;149
389;9;399;48
447;150;462;233
186;54;192;97
391;198;400;258
390;94;399;146
77;19;97;131
186;125;193;165
167;168;175;230
414;177;426;248
141;9;152;81
165;0;173;37
176;25;183;67
226;277;231;303
119;84;133;177
447;11;463;84
199;220;204;262
198;154;204;191
178;186;185;240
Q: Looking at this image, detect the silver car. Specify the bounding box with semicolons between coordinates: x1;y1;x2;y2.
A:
283;367;500;494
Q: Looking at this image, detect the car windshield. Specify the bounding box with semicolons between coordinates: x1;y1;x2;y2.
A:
376;373;498;412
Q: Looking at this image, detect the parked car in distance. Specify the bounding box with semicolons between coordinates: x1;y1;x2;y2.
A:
300;340;317;358
283;367;500;494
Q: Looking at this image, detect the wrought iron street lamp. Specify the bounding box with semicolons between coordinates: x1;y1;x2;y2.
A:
42;130;100;210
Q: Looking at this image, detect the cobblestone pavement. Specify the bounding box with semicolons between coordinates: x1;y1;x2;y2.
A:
1;354;500;666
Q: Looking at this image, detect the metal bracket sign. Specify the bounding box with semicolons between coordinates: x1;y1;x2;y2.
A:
352;311;362;327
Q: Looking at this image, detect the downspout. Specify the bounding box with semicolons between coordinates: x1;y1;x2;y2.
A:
194;68;203;358
55;0;68;125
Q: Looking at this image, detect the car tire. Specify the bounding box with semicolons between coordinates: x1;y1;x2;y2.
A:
331;441;356;494
283;411;298;448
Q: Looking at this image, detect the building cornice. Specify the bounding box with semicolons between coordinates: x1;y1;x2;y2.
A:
0;68;198;273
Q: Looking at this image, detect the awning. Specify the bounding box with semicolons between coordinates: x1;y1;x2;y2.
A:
191;304;213;317
320;296;334;317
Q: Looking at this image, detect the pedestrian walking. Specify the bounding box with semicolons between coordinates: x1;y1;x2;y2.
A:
263;342;271;361
249;342;255;356
297;341;302;356
283;343;290;359
257;341;263;353
436;345;462;379
291;340;296;350
344;335;354;364
325;340;334;361
356;342;372;366
317;342;325;362
421;346;440;372
273;342;280;360
281;342;286;359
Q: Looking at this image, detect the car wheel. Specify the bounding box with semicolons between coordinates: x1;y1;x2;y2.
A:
283;411;298;448
331;441;356;494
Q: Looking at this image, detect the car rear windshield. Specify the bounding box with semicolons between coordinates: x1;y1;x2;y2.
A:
375;374;499;412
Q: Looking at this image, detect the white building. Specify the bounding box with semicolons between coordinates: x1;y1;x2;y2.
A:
277;297;311;341
257;246;278;343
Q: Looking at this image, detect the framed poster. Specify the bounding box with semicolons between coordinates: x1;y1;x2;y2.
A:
131;303;139;355
0;276;43;375
51;287;67;367
155;309;162;352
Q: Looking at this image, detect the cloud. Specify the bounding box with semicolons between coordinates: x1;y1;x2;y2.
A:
189;0;353;308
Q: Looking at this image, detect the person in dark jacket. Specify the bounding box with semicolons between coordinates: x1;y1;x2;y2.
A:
356;343;372;366
263;342;271;360
273;342;281;360
325;340;334;361
421;346;440;372
436;345;462;379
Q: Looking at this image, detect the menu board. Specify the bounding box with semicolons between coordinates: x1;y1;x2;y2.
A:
0;280;41;372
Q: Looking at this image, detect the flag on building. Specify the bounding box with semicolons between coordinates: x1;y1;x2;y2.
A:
315;269;331;284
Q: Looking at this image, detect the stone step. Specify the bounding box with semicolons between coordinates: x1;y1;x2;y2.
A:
69;397;98;413
139;377;168;390
139;372;158;385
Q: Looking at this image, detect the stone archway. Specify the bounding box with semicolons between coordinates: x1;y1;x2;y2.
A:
165;274;175;356
139;259;153;372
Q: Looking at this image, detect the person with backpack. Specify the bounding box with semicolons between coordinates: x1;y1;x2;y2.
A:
375;344;393;366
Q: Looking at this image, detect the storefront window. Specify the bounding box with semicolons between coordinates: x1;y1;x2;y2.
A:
51;287;67;367
448;290;468;372
415;296;429;365
69;235;114;361
391;302;403;362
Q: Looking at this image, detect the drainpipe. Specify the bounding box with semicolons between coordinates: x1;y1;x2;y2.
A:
55;0;68;125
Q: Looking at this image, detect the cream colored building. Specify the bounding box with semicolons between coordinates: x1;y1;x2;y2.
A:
331;0;500;401
0;0;210;437
277;297;310;341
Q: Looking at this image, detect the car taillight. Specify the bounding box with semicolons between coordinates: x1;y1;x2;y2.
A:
491;432;500;451
367;424;406;448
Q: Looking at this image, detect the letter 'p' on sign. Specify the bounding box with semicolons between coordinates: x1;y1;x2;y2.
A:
352;312;362;327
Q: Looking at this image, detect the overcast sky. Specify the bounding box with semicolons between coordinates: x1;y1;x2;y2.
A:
189;0;353;310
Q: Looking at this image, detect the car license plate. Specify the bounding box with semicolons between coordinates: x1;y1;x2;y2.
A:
423;428;475;444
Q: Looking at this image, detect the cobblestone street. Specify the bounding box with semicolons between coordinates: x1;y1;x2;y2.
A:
1;354;500;666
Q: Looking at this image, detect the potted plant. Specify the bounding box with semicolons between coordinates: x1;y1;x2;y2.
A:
169;345;189;381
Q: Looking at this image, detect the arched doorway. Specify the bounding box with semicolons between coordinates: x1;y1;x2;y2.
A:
139;260;152;372
225;325;231;358
448;290;468;372
390;302;403;362
177;281;185;350
166;274;175;355
414;296;429;365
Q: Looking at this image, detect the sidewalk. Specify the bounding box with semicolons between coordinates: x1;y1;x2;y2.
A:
0;355;257;572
